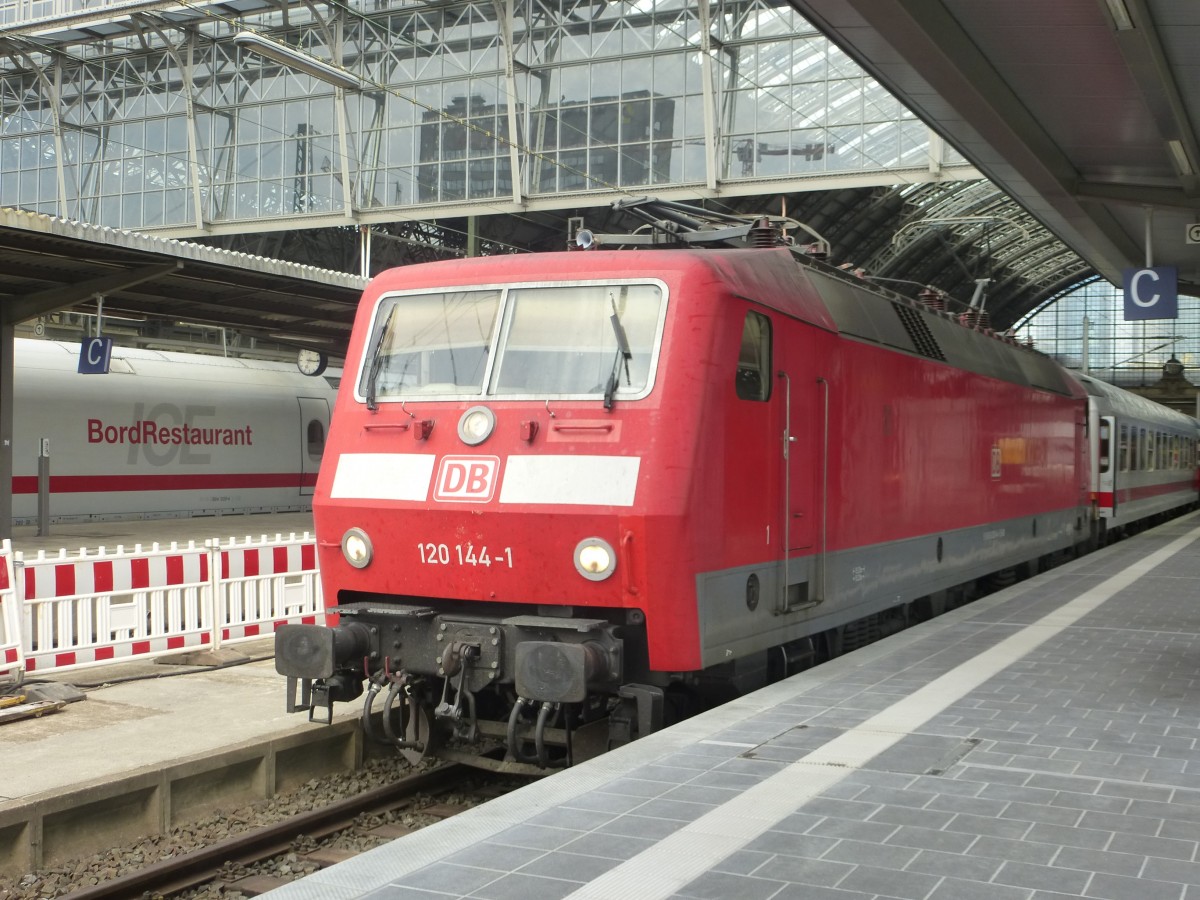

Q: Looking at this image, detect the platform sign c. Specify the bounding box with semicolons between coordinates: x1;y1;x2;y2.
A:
78;337;113;374
1123;267;1177;321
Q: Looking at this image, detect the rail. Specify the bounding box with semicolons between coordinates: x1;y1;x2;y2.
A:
60;764;470;900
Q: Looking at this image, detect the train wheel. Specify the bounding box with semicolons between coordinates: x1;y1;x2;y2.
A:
879;607;907;638
664;683;704;725
814;628;841;662
985;568;1018;590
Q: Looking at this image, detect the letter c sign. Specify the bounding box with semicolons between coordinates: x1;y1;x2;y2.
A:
77;337;114;374
1123;266;1178;321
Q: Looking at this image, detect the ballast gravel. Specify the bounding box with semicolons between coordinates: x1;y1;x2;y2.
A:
0;756;499;900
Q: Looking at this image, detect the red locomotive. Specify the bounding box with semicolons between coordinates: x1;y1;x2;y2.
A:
276;199;1198;773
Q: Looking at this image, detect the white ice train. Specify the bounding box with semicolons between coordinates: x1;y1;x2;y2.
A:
11;338;340;525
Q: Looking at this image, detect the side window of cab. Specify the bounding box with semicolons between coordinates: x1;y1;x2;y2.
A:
736;311;772;401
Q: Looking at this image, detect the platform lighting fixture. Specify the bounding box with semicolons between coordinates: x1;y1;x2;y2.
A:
1104;0;1134;30
233;31;367;91
1167;139;1194;177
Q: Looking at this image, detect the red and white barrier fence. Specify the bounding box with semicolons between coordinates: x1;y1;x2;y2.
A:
6;532;322;677
0;540;25;682
19;542;212;673
211;535;322;646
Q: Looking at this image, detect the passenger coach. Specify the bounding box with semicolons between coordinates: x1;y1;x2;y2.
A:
1080;373;1199;536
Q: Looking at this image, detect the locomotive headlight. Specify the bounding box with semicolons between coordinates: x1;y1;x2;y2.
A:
341;528;373;569
574;537;616;581
458;405;496;445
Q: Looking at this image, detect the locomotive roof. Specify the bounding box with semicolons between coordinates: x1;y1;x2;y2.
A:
365;245;1084;400
368;247;850;334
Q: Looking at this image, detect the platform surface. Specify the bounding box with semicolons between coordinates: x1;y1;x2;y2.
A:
0;636;360;805
262;513;1200;900
1;510;351;806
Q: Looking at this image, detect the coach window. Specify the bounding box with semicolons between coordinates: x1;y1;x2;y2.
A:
736;311;772;401
307;419;326;462
1119;424;1129;471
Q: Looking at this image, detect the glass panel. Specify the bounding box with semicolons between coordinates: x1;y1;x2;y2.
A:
362;290;502;398
491;283;663;396
307;420;326;462
355;282;665;402
0;0;951;230
736;311;772;401
1022;279;1200;388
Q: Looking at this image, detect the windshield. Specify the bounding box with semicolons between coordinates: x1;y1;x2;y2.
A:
357;281;665;402
359;290;501;398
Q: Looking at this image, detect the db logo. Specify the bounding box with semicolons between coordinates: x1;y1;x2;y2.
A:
433;456;500;502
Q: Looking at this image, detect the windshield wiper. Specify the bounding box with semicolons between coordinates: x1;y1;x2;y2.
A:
603;311;633;411
364;306;398;411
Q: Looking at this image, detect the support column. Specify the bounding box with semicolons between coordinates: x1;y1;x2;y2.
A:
0;318;14;539
698;0;719;191
497;0;525;204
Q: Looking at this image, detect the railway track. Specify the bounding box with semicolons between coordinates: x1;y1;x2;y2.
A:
61;764;513;900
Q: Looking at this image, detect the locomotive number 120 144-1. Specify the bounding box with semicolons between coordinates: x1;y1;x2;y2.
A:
417;542;515;568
